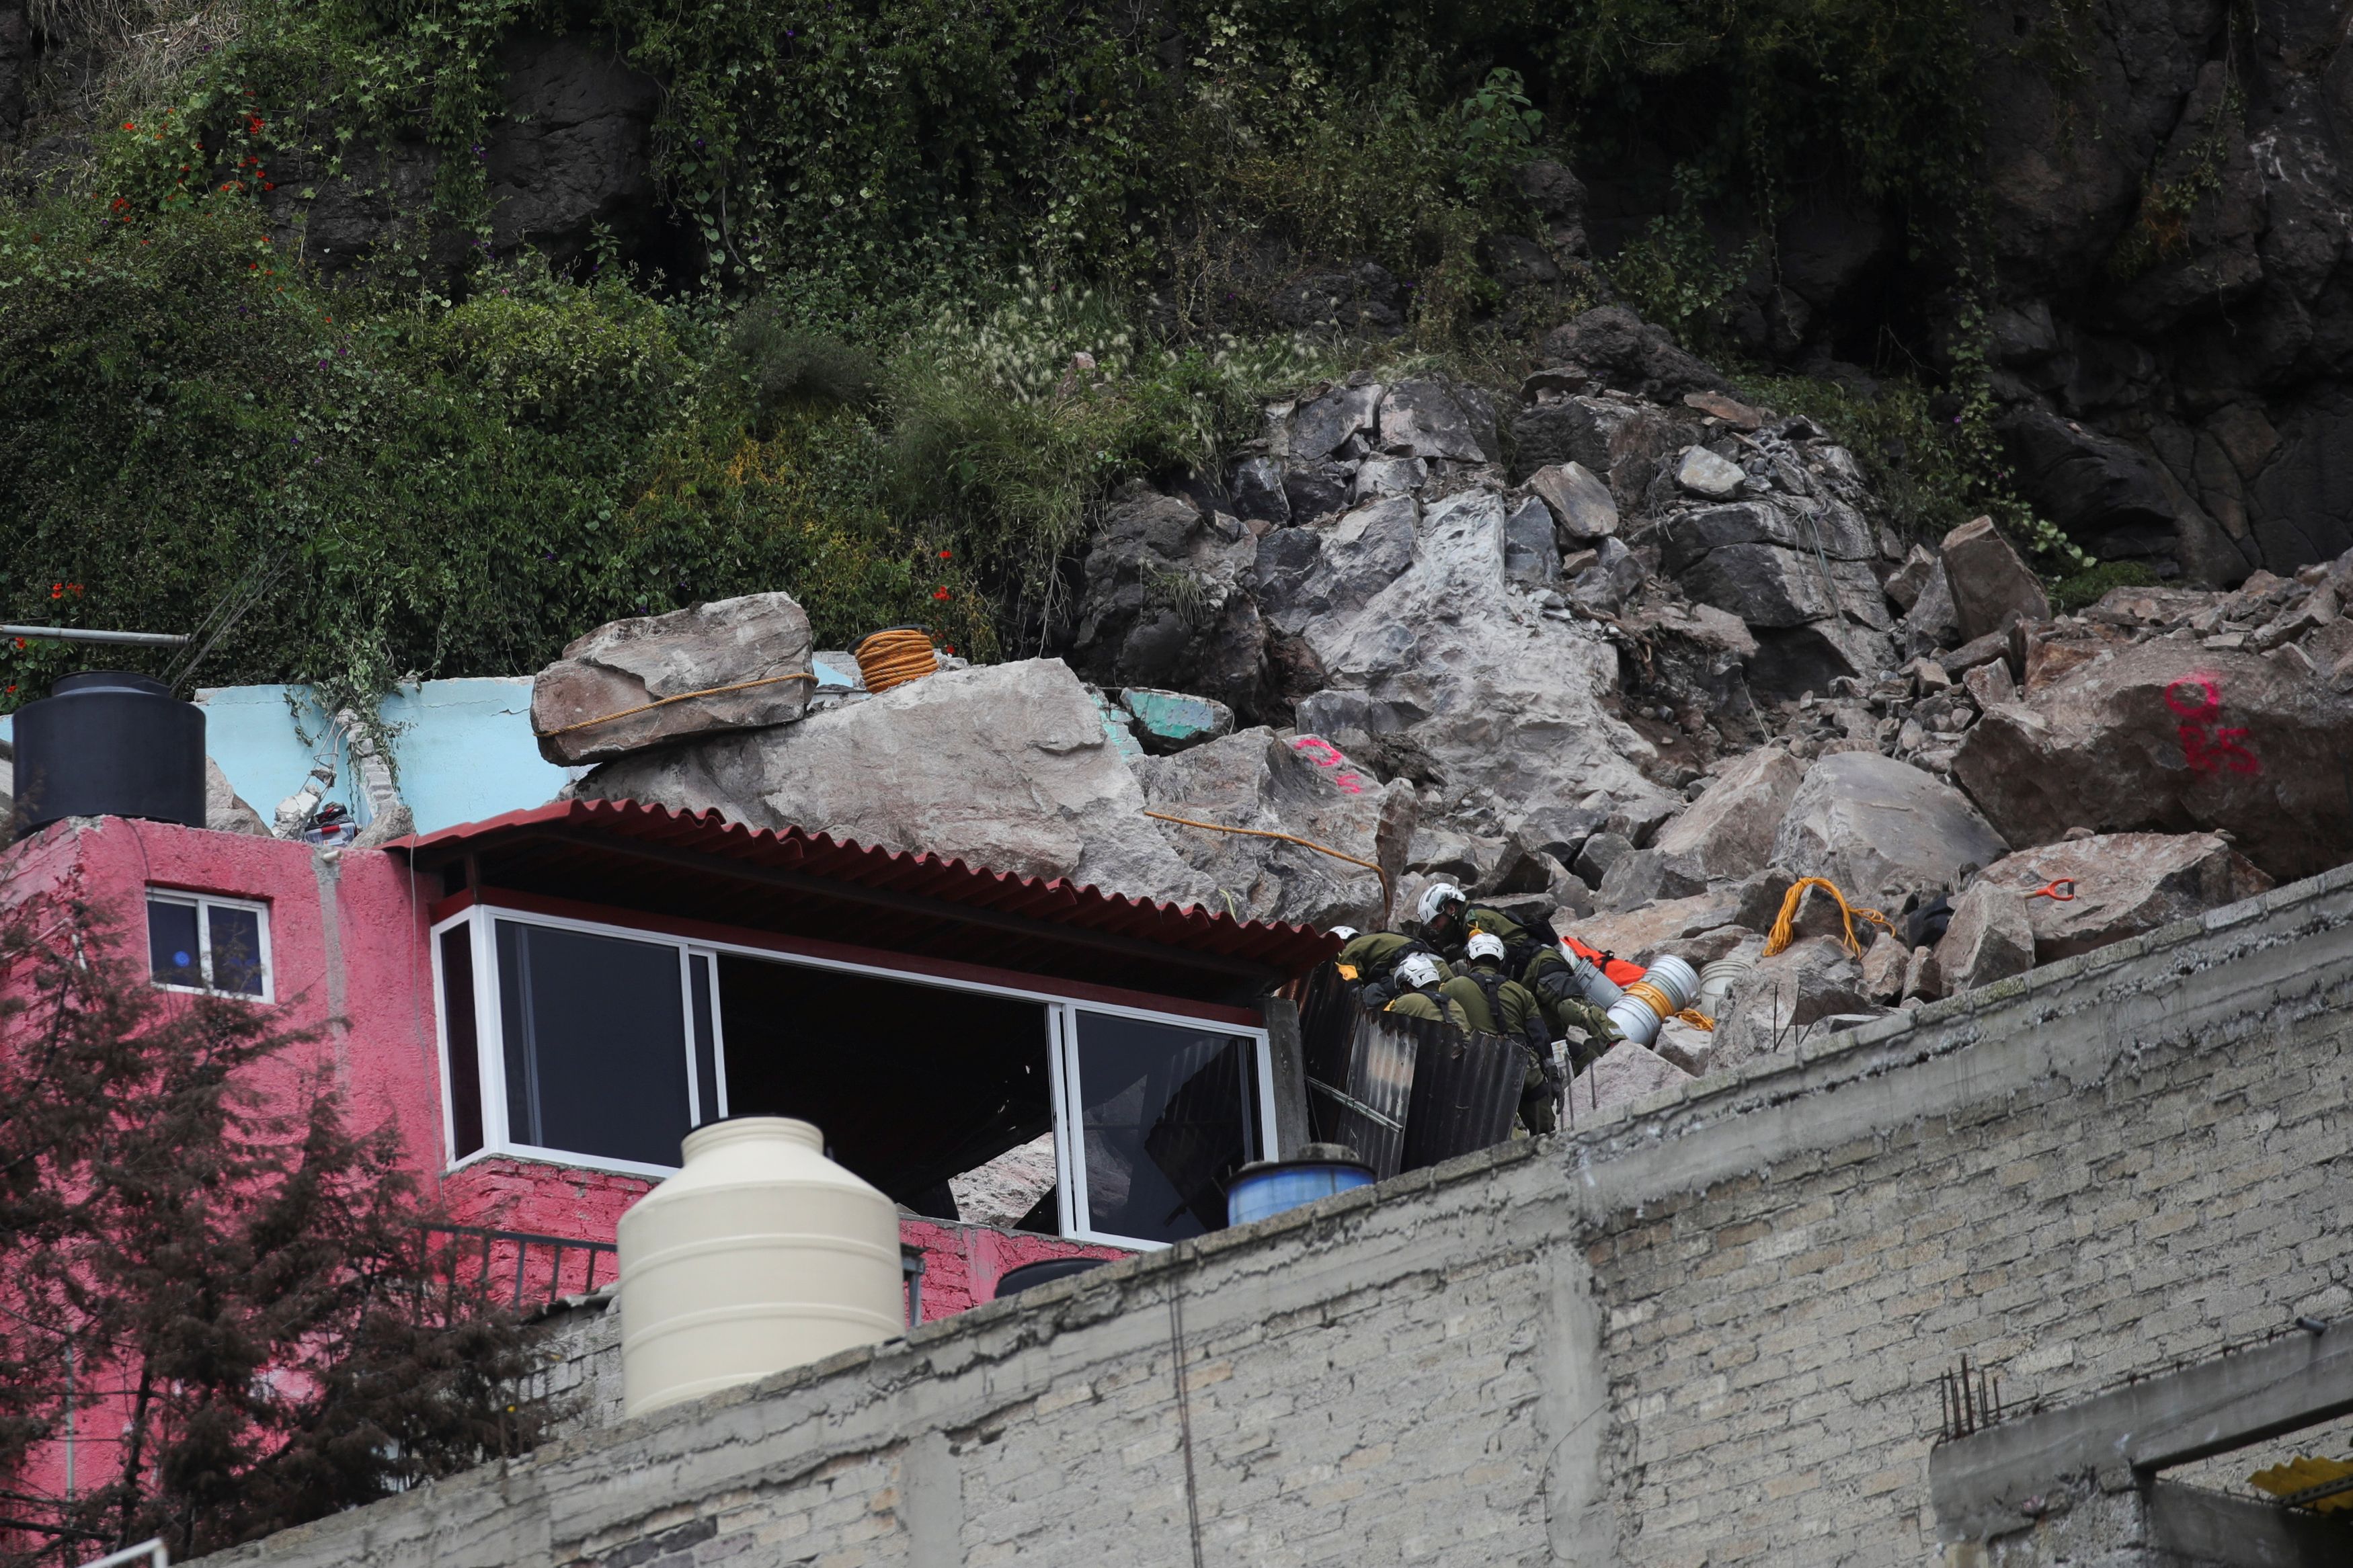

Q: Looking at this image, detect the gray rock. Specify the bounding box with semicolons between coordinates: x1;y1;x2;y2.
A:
204;757;272;837
1068;491;1267;717
1134;727;1413;929
1933;879;2036;993
1708;936;1870;1069
531;591;815;766
1962;657;2019;708
1676;446;1747;499
581;658;1214;903
1772;752;2011;907
1939;515;2051;642
1566;1040;1694;1115
1517;803;1607;865
1650;746;1807;880
1298;487;1669;817
1860;930;1909;1003
1884;544;1938;613
1566;536;1643;616
1573;830;1636;886
1228;456;1290;526
1527;462;1619;542
1503;495;1561;585
1594;848;1710;913
1353;456;1428;502
1294;689;1402;738
1483;233;1560;290
1952;639;2353;883
1289;383;1384;460
1282;460;1354;522
1378;380;1487;462
1538;306;1729;403
1510;395;1697;505
1972;831;2273;961
1899;558;1962;654
1251;496;1419;637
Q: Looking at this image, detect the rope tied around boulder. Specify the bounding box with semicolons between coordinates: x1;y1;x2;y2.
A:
543;669;817;737
1763;875;1895;958
1142;811;1392;907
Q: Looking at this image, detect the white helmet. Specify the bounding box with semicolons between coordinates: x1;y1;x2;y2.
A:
1466;932;1507;964
1394;952;1444;991
1416;883;1466;924
1329;925;1359;942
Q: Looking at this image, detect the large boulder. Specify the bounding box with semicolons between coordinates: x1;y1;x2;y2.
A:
1707;936;1870;1069
1511;392;1698;504
1932;880;2036;993
1296;488;1672;817
1970;831;2274;961
1378;380;1489;462
1252;496;1421;636
1657;497;1895;695
1566;1040;1695;1116
1066;490;1267;718
1772;753;2011;907
1952;640;2353;882
1650;747;1808;879
578;659;1213;903
1133;728;1415;929
531;591;814;766
1537;306;1730;403
1938;516;2051;642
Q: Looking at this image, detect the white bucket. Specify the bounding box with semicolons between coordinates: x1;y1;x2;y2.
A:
1642;955;1700;1014
1606;993;1664;1047
1693;956;1755;1022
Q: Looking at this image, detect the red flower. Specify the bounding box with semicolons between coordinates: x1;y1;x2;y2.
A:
938;548;951;559
932;587;952;601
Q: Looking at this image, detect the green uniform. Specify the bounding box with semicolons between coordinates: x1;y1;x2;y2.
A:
1444;961;1560;1134
1337;932;1449;983
1447;903;1616;1052
1384;989;1470;1030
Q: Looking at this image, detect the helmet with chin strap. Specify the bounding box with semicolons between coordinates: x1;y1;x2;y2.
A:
1466;932;1507;965
1415;883;1466;925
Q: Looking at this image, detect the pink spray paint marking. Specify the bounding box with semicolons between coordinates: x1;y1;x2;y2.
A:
1291;735;1369;794
2165;673;2260;776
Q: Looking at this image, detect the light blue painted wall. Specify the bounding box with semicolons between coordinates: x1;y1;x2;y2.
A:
1;678;575;835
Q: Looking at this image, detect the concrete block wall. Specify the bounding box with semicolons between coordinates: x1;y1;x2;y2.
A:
199;862;2353;1568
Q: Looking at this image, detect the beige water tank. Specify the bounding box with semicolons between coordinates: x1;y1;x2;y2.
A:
618;1116;902;1418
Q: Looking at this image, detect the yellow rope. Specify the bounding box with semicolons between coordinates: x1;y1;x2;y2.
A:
1623;979;1677;1019
1142;811;1392;905
1763;876;1895;958
1675;1008;1716;1032
543;669;816;737
855;627;940;694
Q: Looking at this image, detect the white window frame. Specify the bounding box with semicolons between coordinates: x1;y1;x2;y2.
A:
147;890;274;1003
428;901;1275;1248
1049;1001;1279;1251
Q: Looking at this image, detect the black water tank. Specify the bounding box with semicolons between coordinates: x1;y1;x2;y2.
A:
11;671;205;838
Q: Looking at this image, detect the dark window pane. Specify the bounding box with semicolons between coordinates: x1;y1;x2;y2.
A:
206;904;266;996
147;899;202;987
493;921;691;1167
690;954;718;1125
439;926;485;1159
1072;1013;1261;1244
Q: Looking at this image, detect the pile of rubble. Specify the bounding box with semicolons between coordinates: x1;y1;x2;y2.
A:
526;304;2353;1111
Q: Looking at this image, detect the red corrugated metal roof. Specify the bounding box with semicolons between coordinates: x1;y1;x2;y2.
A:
393;799;1338;986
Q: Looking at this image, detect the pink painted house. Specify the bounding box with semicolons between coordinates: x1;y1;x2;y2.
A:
7;800;1326;1323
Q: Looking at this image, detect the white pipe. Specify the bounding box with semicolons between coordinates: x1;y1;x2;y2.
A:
0;626;189;647
77;1540;167;1568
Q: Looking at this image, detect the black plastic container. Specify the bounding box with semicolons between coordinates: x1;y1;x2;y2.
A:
11;671;205;838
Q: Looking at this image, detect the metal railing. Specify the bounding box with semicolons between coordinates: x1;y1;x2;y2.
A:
420;1225;929;1327
422;1225;618;1311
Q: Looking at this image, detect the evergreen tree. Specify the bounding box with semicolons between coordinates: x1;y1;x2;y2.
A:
0;880;548;1565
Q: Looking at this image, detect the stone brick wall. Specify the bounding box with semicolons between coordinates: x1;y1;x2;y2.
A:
200;863;2353;1568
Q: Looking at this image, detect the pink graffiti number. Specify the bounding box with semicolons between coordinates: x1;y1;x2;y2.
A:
2165;673;2260;776
1292;735;1369;794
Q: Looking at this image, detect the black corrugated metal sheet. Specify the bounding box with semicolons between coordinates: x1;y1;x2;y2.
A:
1398;1029;1523;1171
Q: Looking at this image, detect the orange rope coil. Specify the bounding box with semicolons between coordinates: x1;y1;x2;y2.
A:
854;627;940;694
1622;980;1677;1020
1763;875;1894;958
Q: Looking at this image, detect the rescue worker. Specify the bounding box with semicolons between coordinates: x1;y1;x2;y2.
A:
1382;952;1470;1029
1337;927;1450;1009
1417;883;1619;1061
1441;932;1562;1132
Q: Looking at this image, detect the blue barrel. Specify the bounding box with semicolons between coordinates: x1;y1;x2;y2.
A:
1224;1145;1375;1227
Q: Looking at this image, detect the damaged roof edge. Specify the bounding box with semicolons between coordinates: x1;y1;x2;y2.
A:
391;798;1341;985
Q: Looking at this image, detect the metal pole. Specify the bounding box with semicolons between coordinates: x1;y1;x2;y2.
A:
63;1346;74;1501
75;1539;167;1568
0;626;190;648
